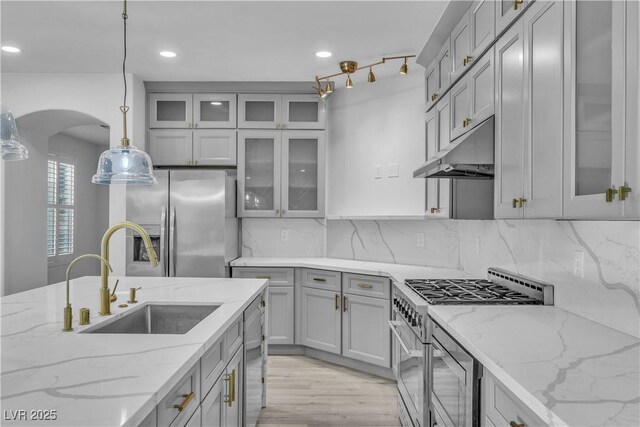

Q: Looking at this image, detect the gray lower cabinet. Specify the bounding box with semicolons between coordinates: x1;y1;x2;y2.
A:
267;286;294;344
158;363;201;427
201;374;225;426
300;286;342;354
185;407;202;427
342;293;391;368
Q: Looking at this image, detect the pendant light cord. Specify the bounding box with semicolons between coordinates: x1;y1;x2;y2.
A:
122;0;128;108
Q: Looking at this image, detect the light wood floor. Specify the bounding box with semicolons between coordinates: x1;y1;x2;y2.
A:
257;355;400;427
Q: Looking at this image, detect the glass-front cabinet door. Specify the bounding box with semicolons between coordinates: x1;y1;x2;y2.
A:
238;130;281;217
282;95;325;130
238;94;280;129
149;93;192;128
193;94;237;128
281;131;325;217
563;0;626;218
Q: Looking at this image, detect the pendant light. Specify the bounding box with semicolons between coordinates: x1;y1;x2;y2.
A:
1;104;29;161
367;67;376;83
92;0;156;185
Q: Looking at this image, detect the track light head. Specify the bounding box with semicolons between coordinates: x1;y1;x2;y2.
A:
367;67;376;83
346;74;353;89
325;81;334;94
400;58;408;75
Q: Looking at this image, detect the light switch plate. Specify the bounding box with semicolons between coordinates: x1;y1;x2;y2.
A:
281;229;289;242
573;250;584;278
375;164;383;179
388;163;400;178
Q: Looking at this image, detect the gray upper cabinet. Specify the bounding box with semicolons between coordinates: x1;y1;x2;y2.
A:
563;0;638;219
495;0;531;35
495;1;563;219
150;93;236;129
425;100;452;219
450;15;471;82
424;60;439;111
239;94;325;130
150;93;193;129
436;39;452;98
149;129;236;167
470;0;496;59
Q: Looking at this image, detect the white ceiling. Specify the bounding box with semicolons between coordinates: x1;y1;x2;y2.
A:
1;1;447;82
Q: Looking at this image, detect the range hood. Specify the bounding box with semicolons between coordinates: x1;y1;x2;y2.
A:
413;116;494;179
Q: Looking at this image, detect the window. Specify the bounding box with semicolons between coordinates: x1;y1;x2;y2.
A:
47;155;75;264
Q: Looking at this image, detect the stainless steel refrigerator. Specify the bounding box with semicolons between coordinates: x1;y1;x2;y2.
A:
126;170;238;277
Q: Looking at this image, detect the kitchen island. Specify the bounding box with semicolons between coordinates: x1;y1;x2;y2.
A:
1;276;267;426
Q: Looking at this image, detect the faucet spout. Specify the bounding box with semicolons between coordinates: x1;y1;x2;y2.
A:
100;221;158;315
63;254;112;332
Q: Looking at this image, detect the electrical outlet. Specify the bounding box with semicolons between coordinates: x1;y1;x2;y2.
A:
573;250;584;278
475;237;481;255
375;164;383;179
416;233;425;248
280;229;289;242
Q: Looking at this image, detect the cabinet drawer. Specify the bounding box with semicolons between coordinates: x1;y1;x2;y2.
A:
232;267;294;287
226;316;243;357
200;335;226;400
158;363;200;427
343;273;390;299
484;372;545;427
301;268;341;291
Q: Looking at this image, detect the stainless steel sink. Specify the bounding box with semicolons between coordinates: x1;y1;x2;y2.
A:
83;303;219;334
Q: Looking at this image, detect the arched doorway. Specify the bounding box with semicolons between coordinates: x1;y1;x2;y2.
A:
2;109;110;294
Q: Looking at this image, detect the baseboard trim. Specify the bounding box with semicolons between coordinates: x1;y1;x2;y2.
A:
268;345;395;380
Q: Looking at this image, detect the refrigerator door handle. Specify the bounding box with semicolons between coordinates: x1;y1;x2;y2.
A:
160;206;167;277
169;206;176;277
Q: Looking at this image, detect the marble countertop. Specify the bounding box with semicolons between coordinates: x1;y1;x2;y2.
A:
231;256;472;283
231;257;640;427
1;276;267;426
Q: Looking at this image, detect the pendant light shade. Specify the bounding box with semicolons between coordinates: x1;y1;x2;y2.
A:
1;104;29;161
92;0;156;185
92;145;157;185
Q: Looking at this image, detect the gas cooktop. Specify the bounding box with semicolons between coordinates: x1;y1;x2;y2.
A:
404;278;542;305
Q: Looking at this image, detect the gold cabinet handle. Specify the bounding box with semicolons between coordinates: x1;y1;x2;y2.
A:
462;118;472;127
357;283;372;289
173;392;194;412
510;422;525;427
313;277;326;283
343;296;348;312
518;197;527;208
431;93;438;102
230;369;236;403
619;185;632;201
430;207;439;214
605;186;619;203
224;373;232;406
256;275;271;280
335;294;339;310
513;0;523;10
512;198;518;209
463;56;473;66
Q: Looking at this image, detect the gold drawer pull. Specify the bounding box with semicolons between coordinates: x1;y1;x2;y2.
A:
224;373;232;406
605;186;618;203
513;0;523;10
512;198;518;209
256;275;271;280
173;391;194;412
510;421;525;427
357;283;373;289
312;277;326;283
335;294;339;310
462;118;472;127
343;296;348;312
230;369;236;403
431;93;438;102
518;197;527;208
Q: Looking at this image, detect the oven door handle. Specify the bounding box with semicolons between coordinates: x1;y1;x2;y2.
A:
389;320;422;358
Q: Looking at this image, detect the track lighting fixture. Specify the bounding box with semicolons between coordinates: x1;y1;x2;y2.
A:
368;67;376;83
314;54;415;97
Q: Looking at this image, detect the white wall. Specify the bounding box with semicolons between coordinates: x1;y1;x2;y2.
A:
47;134;109;284
0;73;146;294
326;72;425;216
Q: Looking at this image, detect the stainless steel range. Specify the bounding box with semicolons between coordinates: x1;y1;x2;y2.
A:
391;268;553;427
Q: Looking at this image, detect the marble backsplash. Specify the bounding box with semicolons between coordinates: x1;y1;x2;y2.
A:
240;218;639;337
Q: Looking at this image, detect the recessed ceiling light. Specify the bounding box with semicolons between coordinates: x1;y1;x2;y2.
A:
1;46;21;53
315;51;332;58
210;101;223;106
159;51;176;58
